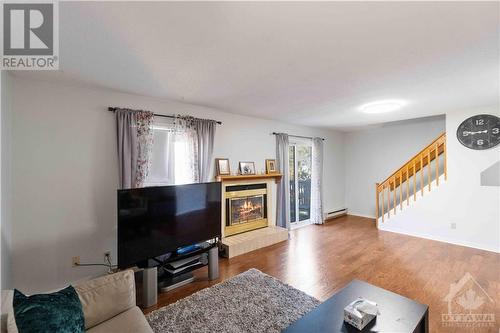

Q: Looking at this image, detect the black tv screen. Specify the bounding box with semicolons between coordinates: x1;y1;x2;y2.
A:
117;182;221;268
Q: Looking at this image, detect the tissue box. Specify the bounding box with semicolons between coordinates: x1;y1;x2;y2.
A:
344;298;377;330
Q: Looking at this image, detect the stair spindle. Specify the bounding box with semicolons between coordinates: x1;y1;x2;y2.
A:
420;155;424;196
435;144;439;186
393;178;396;215
381;184;385;223
406;166;410;206
400;174;403;211
387;185;390;218
427;151;431;191
413;161;416;201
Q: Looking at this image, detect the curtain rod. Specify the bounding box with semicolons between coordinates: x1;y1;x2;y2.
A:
107;107;222;125
272;132;325;141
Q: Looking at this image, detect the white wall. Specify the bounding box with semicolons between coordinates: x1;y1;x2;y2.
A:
9;77;345;293
1;72;13;290
344;116;446;217
379;106;500;253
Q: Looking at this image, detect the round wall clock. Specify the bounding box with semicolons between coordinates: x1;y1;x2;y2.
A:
456;114;500;150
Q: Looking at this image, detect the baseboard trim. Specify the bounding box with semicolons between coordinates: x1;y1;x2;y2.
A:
378;226;500;254
324;212;347;222
347;212;376;220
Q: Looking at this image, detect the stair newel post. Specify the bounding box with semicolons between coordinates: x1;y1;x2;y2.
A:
375;183;379;226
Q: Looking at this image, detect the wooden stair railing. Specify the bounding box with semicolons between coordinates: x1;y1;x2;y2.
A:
375;132;447;225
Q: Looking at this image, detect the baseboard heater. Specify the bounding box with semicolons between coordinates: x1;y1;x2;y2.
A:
324;208;348;221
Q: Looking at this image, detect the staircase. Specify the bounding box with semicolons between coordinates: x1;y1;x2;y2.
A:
376;132;447;225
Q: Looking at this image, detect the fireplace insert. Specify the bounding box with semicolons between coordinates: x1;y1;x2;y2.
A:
224;183;268;236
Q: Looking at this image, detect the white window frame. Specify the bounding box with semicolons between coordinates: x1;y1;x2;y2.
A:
289;137;313;229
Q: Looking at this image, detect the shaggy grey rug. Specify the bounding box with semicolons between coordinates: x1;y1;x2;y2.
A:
146;268;320;333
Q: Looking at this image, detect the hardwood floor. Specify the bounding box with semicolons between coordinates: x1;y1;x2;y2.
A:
143;215;500;332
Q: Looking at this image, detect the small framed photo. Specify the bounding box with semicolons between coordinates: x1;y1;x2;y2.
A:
239;161;256;175
216;158;231;176
266;159;278;174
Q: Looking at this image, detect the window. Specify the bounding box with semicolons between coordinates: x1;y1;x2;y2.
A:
289;140;312;226
144;120;197;186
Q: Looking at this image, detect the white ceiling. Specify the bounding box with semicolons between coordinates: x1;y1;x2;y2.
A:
15;1;499;130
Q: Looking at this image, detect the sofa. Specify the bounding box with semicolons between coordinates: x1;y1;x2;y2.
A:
1;270;153;333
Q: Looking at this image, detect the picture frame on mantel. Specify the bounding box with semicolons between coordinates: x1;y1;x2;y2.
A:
238;161;256;175
266;159;278;174
216;158;231;176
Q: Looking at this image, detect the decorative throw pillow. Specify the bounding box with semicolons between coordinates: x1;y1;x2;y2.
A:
13;286;85;333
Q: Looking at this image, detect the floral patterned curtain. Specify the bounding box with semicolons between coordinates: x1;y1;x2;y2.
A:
134;111;155;187
116;109;154;189
311;137;324;224
174;116;199;183
174;115;217;183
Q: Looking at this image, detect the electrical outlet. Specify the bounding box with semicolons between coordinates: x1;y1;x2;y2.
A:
72;256;80;267
450;222;457;230
104;251;111;263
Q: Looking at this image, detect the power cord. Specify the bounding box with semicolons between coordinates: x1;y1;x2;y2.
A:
75;257;117;274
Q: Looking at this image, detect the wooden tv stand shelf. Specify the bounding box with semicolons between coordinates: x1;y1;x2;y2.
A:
216;173;282;183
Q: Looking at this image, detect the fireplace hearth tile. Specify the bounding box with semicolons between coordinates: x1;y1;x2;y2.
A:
219;226;289;258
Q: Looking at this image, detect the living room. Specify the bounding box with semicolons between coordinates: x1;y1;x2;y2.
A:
1;1;499;333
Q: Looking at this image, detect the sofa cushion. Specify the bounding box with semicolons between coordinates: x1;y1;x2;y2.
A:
13;286;85;333
74;270;136;329
1;290;13;333
7;312;19;333
86;306;153;333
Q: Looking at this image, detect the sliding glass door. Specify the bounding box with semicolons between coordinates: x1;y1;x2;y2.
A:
289;142;312;225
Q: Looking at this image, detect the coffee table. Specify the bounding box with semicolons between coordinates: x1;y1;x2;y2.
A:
283;280;428;332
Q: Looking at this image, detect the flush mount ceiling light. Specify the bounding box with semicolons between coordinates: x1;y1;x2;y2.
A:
359;100;408;114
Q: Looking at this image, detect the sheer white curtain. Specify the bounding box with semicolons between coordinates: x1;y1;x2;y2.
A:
144;119;197;186
311;137;324;224
146;124;175;186
173;118;198;184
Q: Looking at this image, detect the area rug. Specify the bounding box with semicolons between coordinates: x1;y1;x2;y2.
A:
146;268;320;333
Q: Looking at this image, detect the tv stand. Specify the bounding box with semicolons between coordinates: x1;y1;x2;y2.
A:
141;246;219;307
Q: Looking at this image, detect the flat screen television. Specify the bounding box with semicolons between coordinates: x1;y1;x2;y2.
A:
117;182;221;269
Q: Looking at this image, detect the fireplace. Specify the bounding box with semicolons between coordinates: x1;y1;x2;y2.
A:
224;183;268;236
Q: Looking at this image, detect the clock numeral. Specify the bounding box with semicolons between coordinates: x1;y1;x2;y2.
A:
477;139;484;146
475;119;484;126
462;131;469;136
493;128;499;135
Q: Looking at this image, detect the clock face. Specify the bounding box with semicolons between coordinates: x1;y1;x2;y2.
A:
456;114;500;150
